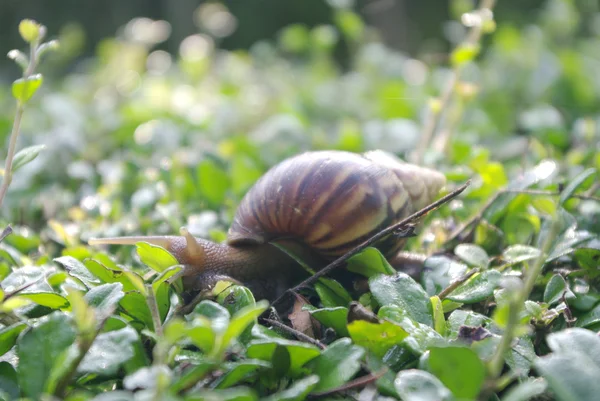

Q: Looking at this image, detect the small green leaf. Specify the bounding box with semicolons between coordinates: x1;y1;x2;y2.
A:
451;43;480;66
214;360;271;389
264;375;320;401
422;256;468;296
247;338;321;375
500;378;547;401
19;19;42;42
314;277;352;307
577;303;600;328
535;328;600;401
428;346;486;399
17;313;77;399
16;292;69;309
369;272;433;327
152;265;183;293
455;243;490;268
215;283;256;317
187;317;216;353
394;369;453;401
378;306;445;355
218;301;269;357
346;247;396;277
12;74;43;102
559;168;596;206
0;362;19;400
431;296;446;336
502;245;541;264
445;270;501;303
306;338;364;392
543;274;575;306
11;144;45;173
532;197;557;217
348;319;408;358
136;241;179;273
309;307;349;337
84;283;124;317
83;259;136;291
78;327;139;376
0;323;27;356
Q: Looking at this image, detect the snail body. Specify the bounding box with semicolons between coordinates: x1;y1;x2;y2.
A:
89;150;446;301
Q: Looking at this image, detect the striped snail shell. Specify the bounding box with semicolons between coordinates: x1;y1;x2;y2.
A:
227;150;446;259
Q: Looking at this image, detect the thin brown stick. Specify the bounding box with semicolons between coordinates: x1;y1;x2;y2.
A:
271;180;471;307
0;225;13;243
262;318;326;349
310;368;388;398
438;268;480;300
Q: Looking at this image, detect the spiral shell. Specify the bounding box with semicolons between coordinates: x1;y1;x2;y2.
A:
227;150;446;259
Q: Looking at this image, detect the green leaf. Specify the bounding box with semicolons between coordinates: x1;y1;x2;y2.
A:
187;317;216;353
306;338;364;392
119;292;153;329
559;168;596;205
532;197;557;217
19;19;42;42
484;160;557;224
535;328;600;401
16;312;76;398
187;388;258;401
430;296;446;336
214;360;271;389
369;272;433;327
55;255;100;287
446;310;492;338
348;319;408;358
500;378;547;401
346;247;396;277
0;361;19;401
198;158;231;206
218;300;269;357
136;241;179;273
0;323;26;356
151;265;182;293
451;43;480;66
454;244;490;268
394;369;453;401
428;346;486;399
576;303;600;328
543;274;575;306
502;245;541;264
11;144;46;173
314;277;352;307
78;327;139;376
309;307;349;337
422;256;468;296
247;338;320;375
264;375;320;401
83;259;136;291
445;270;501;303
16;292;69;309
215;283;256;317
170;360;216;394
12;74;43;102
194;300;230;333
378;306;445;355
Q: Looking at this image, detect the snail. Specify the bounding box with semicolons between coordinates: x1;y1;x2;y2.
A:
89;150;446;301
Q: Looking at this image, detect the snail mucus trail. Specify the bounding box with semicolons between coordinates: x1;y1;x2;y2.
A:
89;150;447;302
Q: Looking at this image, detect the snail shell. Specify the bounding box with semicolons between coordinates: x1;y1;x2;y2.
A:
227;150;446;259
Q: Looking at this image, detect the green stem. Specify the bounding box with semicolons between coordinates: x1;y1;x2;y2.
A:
487;216;562;380
0;38;40;208
146;284;164;338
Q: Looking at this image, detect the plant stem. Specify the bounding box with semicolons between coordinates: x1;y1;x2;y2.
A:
263;318;326;349
412;0;496;164
0;39;39;208
487;216;562;380
146;284;164;337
